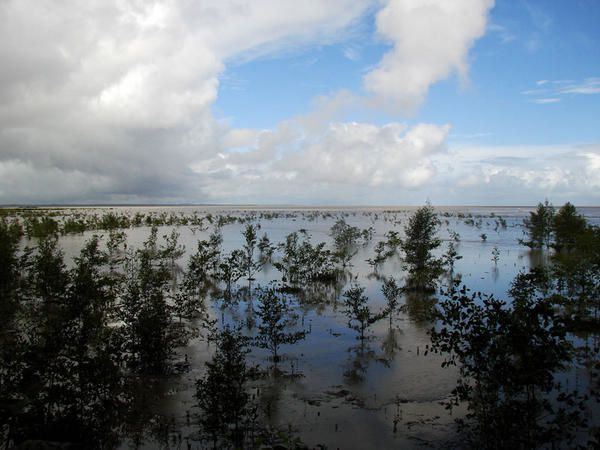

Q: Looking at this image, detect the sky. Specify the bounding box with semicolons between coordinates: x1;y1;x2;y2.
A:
0;0;599;206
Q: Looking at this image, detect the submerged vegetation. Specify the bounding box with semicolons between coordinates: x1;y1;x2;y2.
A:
1;202;599;448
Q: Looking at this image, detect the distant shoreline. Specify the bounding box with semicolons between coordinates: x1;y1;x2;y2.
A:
0;203;600;209
2;203;600;209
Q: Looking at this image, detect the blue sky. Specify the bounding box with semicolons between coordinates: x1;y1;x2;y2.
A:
216;0;600;147
0;0;599;205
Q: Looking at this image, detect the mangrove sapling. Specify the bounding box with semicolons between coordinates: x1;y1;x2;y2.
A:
196;326;257;449
187;228;223;285
106;229;127;272
547;223;600;323
258;232;275;262
242;224;262;280
553;202;588;252
300;240;336;282
104;230;128;311
5;235;127;448
342;285;384;341
428;280;586;449
218;250;245;301
520;200;555;249
119;228;186;374
384;230;402;256
0;218;23;324
161;228;185;271
330;219;361;267
254;287;306;364
69;235;115;320
274;232;336;285
28;235;69;304
24;216;60;239
382;278;403;328
174;255;211;324
367;241;387;268
448;229;461;242
400;204;443;291
63;238;128;439
442;241;462;275
491;246;500;265
361;226;375;245
367;231;403;268
173;287;202;323
0;219;25;446
274;232;300;284
101;211;132;230
62;217;88;234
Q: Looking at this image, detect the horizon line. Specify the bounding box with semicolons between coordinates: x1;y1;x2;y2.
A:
2;202;600;209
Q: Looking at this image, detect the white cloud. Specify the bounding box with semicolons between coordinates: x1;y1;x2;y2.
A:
559;78;600;95
2;0;597;206
364;0;495;113
0;0;373;204
522;77;600;104
488;23;516;44
191;128;600;205
532;98;560;104
190;99;452;203
429;144;600;204
279;121;450;187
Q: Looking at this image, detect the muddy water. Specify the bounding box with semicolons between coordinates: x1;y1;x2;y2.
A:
38;206;600;449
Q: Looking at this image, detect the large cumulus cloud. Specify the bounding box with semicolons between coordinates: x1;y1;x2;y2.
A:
364;0;495;113
4;0;590;206
0;0;371;203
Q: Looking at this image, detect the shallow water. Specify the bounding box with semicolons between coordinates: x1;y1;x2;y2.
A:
21;205;600;449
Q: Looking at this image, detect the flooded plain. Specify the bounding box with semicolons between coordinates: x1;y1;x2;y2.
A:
18;205;600;449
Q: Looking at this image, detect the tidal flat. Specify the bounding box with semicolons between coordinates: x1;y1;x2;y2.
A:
3;205;600;449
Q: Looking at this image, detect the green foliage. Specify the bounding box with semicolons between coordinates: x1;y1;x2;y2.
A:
274;232;336;285
186;228;222;286
99;212;131;230
0;219;25;444
381;278;403;327
24;216;59;238
551;225;600;322
218;250;244;300
120;227;186;374
4;235;127;448
491;245;500;264
258;232;275;261
367;231;402;267
242;224;261;280
384;230;402;255
361;226;375;245
342;285;383;341
254;287;306;363
401;204;443;291
161;228;185;266
62;217;88;234
442;241;462;274
330;219;362;266
0;219;23;324
367;240;387;267
196;327;256;448
553;202;587;252
429;280;586;449
28;236;69;303
521;200;555;248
